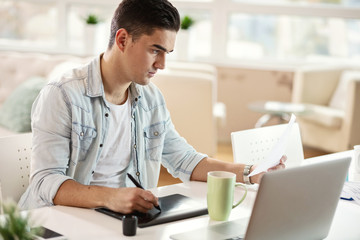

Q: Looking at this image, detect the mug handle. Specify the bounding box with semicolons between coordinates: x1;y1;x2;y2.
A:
232;183;248;209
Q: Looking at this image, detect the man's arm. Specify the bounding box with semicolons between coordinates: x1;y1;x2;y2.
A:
190;156;286;184
53;179;159;214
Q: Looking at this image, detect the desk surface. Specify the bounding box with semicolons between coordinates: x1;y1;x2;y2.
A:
30;152;360;240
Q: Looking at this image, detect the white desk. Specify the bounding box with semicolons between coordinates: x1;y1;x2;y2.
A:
30;152;360;240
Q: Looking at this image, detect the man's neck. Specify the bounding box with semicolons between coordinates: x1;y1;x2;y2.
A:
100;51;131;105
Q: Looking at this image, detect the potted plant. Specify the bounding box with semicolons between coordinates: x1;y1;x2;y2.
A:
0;201;42;240
83;13;102;56
180;15;195;30
177;15;195;61
85;14;100;25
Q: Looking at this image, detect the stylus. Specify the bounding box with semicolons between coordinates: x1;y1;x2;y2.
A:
127;173;162;211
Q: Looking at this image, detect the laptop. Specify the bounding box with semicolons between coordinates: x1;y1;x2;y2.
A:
170;156;351;240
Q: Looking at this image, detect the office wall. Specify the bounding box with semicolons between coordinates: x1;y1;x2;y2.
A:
216;66;294;143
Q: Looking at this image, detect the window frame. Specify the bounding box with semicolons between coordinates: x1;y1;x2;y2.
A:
0;0;359;70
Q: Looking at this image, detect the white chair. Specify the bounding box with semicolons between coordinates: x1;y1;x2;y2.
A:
152;64;220;156
0;133;32;203
292;65;360;152
231;123;304;168
166;61;227;127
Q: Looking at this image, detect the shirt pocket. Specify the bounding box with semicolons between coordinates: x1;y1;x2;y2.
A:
144;122;166;161
72;122;97;155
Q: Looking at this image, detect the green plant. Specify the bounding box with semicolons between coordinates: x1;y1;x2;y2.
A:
180;15;195;30
85;14;100;25
0;201;42;240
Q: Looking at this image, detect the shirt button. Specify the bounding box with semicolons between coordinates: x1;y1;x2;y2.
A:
80;132;84;136
132;114;135;119
133;144;137;149
154;131;159;136
136;172;140;176
105;113;109;117
100;144;103;147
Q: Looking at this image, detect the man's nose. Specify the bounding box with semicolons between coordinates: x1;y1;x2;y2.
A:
154;54;166;70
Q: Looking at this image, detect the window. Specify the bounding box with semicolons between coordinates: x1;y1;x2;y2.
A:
0;1;57;49
173;0;360;66
0;0;359;67
227;14;360;62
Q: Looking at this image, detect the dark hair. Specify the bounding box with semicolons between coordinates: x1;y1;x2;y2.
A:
108;0;180;49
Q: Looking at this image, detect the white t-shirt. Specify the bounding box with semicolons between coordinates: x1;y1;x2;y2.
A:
90;91;131;188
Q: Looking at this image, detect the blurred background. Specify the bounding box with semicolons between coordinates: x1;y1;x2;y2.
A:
1;0;359;158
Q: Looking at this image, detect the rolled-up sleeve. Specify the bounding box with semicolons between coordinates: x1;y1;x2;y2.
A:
161;117;207;182
19;83;73;209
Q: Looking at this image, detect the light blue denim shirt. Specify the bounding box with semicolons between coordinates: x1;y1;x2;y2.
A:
19;56;207;209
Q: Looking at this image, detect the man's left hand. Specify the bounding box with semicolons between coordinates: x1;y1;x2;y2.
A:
250;155;287;184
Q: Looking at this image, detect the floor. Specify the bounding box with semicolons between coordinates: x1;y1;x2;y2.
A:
157;143;329;187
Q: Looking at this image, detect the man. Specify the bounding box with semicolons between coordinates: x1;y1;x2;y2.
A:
19;0;285;213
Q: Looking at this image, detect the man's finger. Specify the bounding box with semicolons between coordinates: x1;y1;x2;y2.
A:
142;190;159;206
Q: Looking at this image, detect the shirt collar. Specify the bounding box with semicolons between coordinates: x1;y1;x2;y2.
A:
85;54;142;105
86;54;104;98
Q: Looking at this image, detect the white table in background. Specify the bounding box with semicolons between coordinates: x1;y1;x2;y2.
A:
248;101;311;128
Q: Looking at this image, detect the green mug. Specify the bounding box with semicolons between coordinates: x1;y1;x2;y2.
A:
207;171;247;221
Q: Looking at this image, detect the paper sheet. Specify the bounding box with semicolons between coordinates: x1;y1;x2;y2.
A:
341;181;360;205
249;114;296;177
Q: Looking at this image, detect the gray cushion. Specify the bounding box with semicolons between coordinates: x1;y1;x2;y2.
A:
0;77;46;132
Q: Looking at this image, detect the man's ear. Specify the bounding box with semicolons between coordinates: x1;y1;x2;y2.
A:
115;28;129;52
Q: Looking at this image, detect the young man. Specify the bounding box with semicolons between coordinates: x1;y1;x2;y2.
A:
19;0;285;213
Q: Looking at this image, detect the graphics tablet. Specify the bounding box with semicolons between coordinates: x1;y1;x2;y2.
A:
95;194;208;228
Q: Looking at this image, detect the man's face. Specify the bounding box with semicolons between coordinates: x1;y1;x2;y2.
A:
123;29;176;85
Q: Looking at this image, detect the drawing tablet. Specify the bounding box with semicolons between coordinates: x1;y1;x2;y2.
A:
95;194;208;228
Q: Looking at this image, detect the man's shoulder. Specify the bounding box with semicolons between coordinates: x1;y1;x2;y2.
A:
47;63;88;87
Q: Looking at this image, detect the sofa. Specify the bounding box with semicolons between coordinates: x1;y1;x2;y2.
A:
292;64;360;152
0;51;222;156
0;51;89;136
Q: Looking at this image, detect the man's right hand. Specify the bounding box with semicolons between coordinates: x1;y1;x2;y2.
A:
53;180;159;214
106;187;159;214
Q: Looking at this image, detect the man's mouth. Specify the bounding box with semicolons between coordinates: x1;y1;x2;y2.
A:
148;70;157;77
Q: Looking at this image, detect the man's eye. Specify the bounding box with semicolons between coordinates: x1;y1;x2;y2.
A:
152;49;160;54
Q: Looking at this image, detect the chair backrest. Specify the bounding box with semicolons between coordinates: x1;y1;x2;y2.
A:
152;69;217;156
231;123;304;168
0;133;32;203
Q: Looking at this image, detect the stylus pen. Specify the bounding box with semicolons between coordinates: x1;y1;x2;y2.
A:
127;173;161;211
